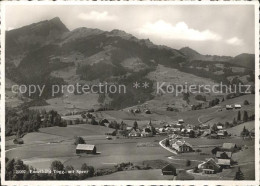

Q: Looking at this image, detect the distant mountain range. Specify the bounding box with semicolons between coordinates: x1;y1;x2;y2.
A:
5;17;255;109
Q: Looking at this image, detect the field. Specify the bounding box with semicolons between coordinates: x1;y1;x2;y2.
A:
5;93;255;180
89;169;173;180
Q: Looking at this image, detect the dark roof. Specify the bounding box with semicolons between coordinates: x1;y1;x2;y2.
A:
216;151;232;158
161;164;177;175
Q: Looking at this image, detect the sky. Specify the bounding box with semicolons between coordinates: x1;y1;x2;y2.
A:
5;4;255;56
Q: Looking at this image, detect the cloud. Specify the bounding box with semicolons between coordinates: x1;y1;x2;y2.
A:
6;27;14;31
137;20;221;41
226;37;243;46
78;11;117;22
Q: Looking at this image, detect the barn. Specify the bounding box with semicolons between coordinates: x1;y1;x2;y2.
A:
161;164;177;176
76;144;96;154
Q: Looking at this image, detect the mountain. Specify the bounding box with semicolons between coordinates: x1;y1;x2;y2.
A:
180;47;232;62
5;17;255;110
229;53;255;69
6;17;69;58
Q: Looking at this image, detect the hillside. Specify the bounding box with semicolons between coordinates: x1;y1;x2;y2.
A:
5;17;255;111
179;47;232;62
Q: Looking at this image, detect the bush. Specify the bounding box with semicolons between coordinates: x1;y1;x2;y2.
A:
243;100;249;105
186;160;191;167
74;136;85;145
13;138;24;144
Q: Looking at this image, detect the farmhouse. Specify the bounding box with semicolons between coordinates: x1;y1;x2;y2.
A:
217;125;223;130
172;141;193;153
198;158;221;174
217;130;227;138
226;105;233;110
234;104;241;109
178;119;184;124
222;143;238;152
76;144;96;154
216;159;231;168
161;164;177;176
200;124;210;130
128;128;141;137
201;129;211;137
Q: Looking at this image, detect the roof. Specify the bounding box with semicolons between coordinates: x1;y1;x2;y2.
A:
222;143;237;149
216;151;232;158
173;140;192;148
162;164;176;172
126;127;133;130
217;159;231;166
76;144;95;151
217;126;223;130
234;104;241;107
204;158;221;169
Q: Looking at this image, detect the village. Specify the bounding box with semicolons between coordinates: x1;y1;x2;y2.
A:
57;98;254;180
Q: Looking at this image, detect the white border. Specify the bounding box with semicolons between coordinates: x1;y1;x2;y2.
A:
1;1;259;185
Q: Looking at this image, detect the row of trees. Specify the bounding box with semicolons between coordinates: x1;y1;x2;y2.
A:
6;158;94;180
6;108;66;137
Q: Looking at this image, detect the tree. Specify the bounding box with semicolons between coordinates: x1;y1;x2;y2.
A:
241;126;249;137
234;167;244;180
50;160;65;180
186;160;191;166
211;147;221;155
189;130;196;138
90;118;98;125
233;118;237;125
237;111;241;121
243;111;248;122
74;136;85;145
211;124;218;132
133;121;138;130
79;163;89;179
243;100;249;105
165;139;170;147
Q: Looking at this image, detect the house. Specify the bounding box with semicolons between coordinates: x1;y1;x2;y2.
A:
144;109;151;114
134;108;141;113
126;126;133;131
161;164;177;176
76;144;96;154
217;130;227;138
234;104;241;109
178;119;184;124
216;159;231;168
222;143;238;152
250;129;255;137
217;125;223;130
226;105;233;110
201;129;211;137
141;130;153;137
172;141;193;153
128;128;141;137
216;151;232;168
198;158;221;174
200;124;210;130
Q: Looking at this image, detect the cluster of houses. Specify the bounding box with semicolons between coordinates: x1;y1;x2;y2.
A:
197;143;238;174
128;120;154;137
226;104;241;110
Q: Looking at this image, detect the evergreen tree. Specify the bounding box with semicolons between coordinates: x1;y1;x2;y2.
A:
237;111;241;121
133;120;138;130
243;111;248;122
234;167;244;180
